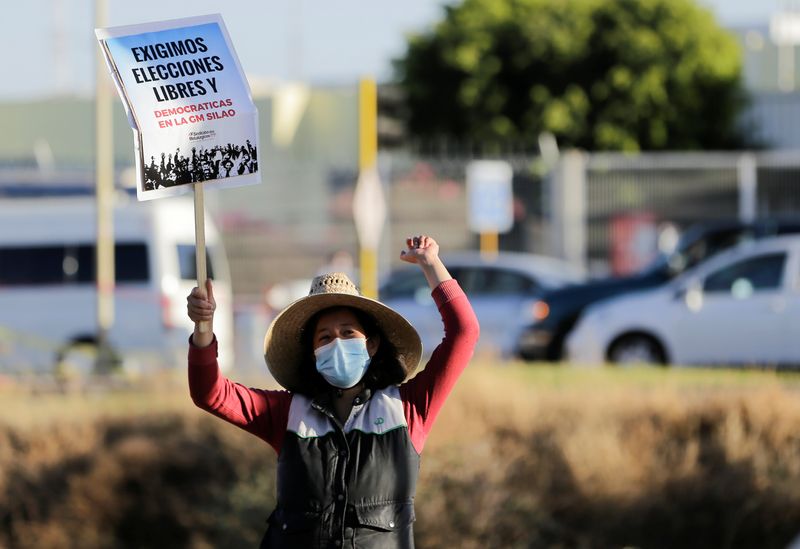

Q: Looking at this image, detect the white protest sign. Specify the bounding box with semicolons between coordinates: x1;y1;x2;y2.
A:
96;14;260;201
466;160;514;234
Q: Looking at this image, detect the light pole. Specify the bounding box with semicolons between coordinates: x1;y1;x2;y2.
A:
94;0;117;373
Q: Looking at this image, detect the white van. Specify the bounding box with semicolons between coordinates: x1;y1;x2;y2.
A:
0;193;233;375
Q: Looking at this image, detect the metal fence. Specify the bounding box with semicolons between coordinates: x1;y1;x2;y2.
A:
381;149;800;279
572;151;800;275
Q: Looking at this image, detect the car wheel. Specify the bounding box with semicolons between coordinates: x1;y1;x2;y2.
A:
55;339;121;381
55;341;98;379
607;334;666;366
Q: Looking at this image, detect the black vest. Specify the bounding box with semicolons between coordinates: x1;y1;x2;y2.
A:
261;386;420;549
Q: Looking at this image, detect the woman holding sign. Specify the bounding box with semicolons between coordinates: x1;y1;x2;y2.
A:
186;235;479;548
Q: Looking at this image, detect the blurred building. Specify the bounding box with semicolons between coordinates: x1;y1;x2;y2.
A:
733;19;800;148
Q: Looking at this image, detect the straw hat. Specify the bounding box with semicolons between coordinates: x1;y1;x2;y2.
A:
263;272;422;392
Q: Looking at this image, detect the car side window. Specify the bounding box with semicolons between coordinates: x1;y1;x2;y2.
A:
703;253;786;296
776;224;800;235
380;269;428;300
0;246;65;285
0;243;151;285
452;267;480;294
75;243;150;283
682;230;753;272
486;269;537;294
177;244;215;281
455;267;536;296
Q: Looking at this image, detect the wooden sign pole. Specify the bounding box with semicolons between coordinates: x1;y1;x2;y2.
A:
193;182;211;334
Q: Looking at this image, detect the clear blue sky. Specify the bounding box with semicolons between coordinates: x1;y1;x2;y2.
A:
0;0;786;100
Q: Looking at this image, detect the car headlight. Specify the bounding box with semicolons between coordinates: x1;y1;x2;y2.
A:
531;300;550;321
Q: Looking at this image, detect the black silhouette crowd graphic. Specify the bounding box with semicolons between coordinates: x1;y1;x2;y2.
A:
144;140;258;190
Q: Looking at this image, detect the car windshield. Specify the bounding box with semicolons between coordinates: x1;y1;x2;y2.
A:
637;252;670;276
637;226;754;280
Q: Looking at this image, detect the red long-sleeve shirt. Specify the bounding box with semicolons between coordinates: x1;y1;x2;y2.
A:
188;279;479;454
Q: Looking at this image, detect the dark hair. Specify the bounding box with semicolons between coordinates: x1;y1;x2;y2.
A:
298;306;406;397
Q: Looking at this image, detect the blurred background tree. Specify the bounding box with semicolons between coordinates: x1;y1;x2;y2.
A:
394;0;749;152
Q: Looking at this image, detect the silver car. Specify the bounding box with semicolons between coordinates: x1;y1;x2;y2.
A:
379;251;585;358
566;235;800;367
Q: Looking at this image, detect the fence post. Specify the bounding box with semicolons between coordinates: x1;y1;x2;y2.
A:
549;150;587;273
737;153;757;222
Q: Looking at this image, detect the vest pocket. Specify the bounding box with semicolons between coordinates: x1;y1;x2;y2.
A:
353;500;416;531
267;507;320;535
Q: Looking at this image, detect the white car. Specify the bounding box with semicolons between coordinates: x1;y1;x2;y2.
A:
380;251;585;358
566;235;800;367
0;194;234;375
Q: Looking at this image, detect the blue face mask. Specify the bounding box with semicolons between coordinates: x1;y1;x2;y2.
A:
314;337;372;389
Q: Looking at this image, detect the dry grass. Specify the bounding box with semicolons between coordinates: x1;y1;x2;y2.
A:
419;363;800;548
2;362;800;548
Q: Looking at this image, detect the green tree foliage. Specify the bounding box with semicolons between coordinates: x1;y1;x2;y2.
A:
395;0;748;151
